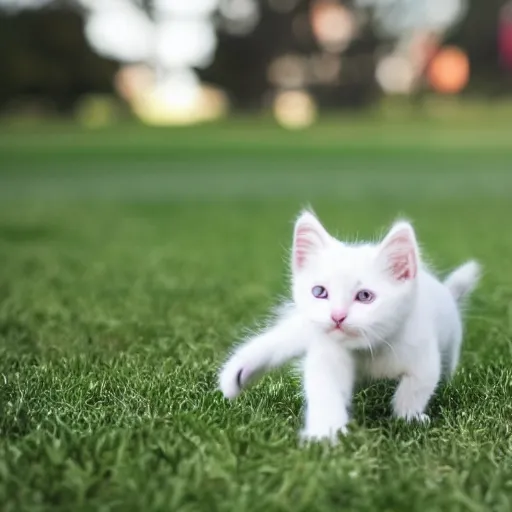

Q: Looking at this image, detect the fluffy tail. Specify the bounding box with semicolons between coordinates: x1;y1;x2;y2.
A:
444;260;481;304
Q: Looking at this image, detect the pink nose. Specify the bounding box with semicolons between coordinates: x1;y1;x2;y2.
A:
331;310;347;324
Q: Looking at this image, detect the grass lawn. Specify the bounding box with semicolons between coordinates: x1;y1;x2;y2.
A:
0;117;512;511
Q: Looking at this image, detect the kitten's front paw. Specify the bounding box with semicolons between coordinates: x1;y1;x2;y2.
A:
218;357;252;399
299;424;347;446
394;411;430;424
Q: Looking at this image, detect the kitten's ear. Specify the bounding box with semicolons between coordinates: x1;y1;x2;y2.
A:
377;221;419;281
292;211;330;272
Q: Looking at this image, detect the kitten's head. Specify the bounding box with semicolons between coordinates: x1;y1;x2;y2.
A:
291;210;419;350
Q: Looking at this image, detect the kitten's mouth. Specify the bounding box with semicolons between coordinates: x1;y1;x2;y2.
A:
328;324;359;337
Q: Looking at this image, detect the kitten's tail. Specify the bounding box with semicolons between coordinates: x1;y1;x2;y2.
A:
444;260;481;304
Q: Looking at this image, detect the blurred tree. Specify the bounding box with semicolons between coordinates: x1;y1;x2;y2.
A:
0;6;118;112
0;0;509;114
452;0;509;96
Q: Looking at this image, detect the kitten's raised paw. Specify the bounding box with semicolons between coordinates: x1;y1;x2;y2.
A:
218;358;251;399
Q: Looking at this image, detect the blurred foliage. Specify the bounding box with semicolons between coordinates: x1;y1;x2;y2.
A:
0;7;118;112
0;0;509;113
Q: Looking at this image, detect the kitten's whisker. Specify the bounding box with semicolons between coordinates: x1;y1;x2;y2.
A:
366;327;398;360
381;340;398;359
361;332;374;361
351;326;374;360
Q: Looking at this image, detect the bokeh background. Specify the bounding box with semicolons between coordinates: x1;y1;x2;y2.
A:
0;0;511;126
2;2;512;510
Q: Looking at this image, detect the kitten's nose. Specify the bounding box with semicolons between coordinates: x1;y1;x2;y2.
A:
331;310;347;325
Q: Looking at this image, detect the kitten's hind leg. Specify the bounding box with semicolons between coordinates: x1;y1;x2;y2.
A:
392;344;441;423
443;334;462;379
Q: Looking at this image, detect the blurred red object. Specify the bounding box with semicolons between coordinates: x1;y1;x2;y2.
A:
427;46;470;94
499;2;512;69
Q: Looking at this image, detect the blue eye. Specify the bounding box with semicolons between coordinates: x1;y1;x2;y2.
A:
355;289;375;303
312;286;328;299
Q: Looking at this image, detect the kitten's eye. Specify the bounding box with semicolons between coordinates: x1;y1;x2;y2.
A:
355;289;375;303
312;286;328;299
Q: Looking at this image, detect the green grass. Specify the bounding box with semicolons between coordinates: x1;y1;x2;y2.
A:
1;117;512;511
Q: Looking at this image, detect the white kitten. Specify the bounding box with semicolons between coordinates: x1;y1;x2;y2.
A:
219;211;480;443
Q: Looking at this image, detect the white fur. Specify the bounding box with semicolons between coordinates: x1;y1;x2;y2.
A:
218;211;480;444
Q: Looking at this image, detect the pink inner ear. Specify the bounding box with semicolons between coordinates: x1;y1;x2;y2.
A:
294;225;321;269
386;234;417;280
390;249;416;280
